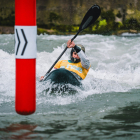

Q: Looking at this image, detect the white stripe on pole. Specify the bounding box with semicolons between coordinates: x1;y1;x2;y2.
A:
15;26;37;59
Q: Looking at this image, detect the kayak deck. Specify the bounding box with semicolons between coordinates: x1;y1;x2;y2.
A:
43;68;81;86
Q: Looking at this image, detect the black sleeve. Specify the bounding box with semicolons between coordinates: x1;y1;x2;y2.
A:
74;45;81;53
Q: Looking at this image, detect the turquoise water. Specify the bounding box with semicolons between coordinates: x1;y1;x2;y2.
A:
0;33;140;139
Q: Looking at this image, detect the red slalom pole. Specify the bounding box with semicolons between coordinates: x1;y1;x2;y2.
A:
15;0;36;115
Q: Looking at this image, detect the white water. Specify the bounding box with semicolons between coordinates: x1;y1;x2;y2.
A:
37;34;140;92
0;34;140;98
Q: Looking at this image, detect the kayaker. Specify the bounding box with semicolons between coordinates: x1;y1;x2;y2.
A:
40;39;90;80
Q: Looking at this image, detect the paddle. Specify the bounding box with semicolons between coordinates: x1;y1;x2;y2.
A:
43;4;101;79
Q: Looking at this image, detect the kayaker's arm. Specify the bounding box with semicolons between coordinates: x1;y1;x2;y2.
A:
73;45;90;70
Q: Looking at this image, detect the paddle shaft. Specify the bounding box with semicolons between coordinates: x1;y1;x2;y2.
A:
45;30;80;74
46;46;67;74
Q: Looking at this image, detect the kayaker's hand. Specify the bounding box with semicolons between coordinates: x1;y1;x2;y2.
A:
40;76;44;81
67;39;75;48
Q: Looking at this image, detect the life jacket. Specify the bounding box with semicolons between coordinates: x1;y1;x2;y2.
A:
54;60;90;79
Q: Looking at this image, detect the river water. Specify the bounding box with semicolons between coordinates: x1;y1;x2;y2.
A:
0;33;140;139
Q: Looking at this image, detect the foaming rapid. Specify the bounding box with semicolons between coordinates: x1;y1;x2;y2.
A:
37;34;140;96
0;49;15;96
0;34;140;104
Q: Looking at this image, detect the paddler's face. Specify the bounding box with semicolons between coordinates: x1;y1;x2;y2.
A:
72;52;80;59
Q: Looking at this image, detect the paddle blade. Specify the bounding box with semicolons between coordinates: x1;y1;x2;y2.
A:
79;4;101;31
